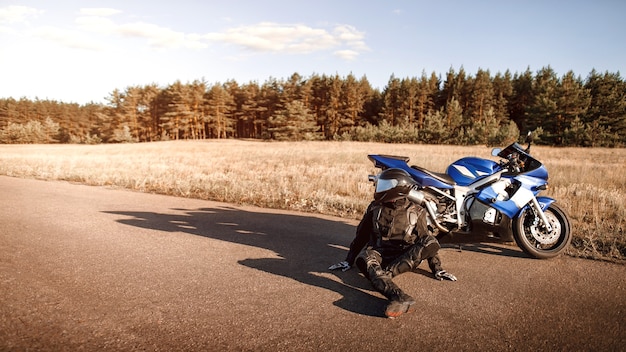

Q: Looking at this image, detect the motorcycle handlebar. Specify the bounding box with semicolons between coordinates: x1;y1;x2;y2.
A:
499;153;524;174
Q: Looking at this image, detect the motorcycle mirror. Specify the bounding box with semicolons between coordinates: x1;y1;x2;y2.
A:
525;131;533;152
491;148;502;157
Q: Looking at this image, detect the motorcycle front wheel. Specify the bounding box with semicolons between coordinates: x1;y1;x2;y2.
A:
513;203;572;259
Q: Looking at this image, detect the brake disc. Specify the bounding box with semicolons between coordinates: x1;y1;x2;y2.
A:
529;212;561;245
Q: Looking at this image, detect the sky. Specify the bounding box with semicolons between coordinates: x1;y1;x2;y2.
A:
1;0;624;105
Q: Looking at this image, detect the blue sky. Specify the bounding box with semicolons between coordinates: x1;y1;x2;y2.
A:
1;0;624;104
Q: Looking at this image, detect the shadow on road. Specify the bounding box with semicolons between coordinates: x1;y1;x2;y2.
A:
439;242;528;258
104;206;389;317
104;206;531;317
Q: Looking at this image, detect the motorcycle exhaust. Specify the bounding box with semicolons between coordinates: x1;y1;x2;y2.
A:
407;188;450;233
407;188;426;205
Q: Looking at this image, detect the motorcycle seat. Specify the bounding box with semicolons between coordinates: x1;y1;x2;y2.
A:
410;165;456;186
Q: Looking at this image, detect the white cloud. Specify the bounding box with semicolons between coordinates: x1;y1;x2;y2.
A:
0;5;42;24
1;5;369;60
75;15;117;33
204;22;368;60
79;8;122;17
117;22;167;38
0;25;15;34
206;22;339;53
75;14;207;50
30;25;105;51
116;22;207;49
334;25;363;42
334;25;370;52
334;49;360;61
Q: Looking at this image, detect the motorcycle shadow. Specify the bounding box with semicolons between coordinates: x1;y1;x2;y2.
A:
439;240;529;259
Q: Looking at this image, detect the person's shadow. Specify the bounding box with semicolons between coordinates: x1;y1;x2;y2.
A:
104;206;389;317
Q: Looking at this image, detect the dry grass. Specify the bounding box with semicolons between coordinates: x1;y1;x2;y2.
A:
1;140;624;262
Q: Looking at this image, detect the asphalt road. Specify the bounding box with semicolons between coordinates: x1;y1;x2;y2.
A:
1;176;624;351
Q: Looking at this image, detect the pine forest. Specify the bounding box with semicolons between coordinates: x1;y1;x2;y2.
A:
1;66;624;147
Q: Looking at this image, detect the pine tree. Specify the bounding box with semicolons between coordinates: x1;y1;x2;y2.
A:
239;82;264;138
324;75;343;138
204;83;235;139
414;71;440;129
510;68;534;133
257;78;282;139
121;86;142;140
160;81;190;140
467;68;495;125
585;70;626;146
104;89;127;141
381;75;402;126
444;98;465;144
340;73;366;135
555;71;591;144
398;77;418;126
492;70;513;122
526;66;559;144
309;74;329;136
0;98;18;129
137;84;160;142
421;110;447;144
267;100;321;141
228;80;249;138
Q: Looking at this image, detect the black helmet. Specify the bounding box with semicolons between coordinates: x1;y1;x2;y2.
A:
374;168;416;203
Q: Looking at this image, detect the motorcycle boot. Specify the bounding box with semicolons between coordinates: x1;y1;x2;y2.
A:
369;267;416;318
386;235;441;277
384;288;416;319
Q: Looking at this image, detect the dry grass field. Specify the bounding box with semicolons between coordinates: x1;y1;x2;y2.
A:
1;140;624;262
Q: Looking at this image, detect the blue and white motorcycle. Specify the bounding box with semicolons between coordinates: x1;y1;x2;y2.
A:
367;134;572;259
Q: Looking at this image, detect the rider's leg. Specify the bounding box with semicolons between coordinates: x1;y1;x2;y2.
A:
356;248;416;318
385;235;440;277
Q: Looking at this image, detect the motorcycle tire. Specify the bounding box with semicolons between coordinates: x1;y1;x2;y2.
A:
513;203;572;259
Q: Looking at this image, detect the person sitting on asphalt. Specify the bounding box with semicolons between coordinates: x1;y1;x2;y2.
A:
329;168;457;318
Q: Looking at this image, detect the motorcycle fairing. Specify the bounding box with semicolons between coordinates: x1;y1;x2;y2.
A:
516;166;549;184
536;196;555;211
474;180;555;218
466;196;515;242
447;157;501;186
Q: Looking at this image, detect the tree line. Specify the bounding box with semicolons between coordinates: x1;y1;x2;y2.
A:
1;66;624;147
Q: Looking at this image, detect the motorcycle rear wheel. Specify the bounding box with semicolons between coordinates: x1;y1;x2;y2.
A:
513;203;572;259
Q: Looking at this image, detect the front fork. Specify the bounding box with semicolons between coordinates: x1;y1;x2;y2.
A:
529;197;553;233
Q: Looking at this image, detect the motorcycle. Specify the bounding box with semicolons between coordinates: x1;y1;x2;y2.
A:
367;133;572;259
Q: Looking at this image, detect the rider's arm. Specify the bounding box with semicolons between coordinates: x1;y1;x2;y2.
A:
427;254;443;273
428;254;457;281
345;203;375;265
329;204;375;271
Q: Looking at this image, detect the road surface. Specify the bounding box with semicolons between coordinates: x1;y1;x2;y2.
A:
1;176;624;351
